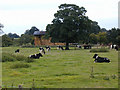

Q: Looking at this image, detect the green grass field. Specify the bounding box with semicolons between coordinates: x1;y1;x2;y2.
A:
1;47;118;88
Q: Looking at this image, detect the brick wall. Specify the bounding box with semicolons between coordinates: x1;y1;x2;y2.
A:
34;36;65;46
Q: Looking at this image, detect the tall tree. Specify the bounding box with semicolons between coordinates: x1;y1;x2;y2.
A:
0;23;4;35
100;28;107;32
8;33;20;38
19;34;34;45
46;4;100;50
82;20;100;43
97;32;107;45
107;28;119;44
89;33;98;44
24;26;39;35
2;34;13;47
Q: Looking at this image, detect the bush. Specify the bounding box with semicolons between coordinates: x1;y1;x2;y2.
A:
11;62;31;69
2;53;34;63
13;55;34;63
90;48;109;53
13;55;25;61
2;53;16;62
25;58;34;63
103;76;110;80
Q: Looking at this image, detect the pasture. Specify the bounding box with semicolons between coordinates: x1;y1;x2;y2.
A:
1;46;118;88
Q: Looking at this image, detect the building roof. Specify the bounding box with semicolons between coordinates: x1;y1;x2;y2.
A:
33;31;46;36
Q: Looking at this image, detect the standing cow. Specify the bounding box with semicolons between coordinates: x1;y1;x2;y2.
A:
45;46;51;51
57;45;64;50
39;47;45;54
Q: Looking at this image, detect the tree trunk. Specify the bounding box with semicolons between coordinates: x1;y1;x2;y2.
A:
65;42;69;50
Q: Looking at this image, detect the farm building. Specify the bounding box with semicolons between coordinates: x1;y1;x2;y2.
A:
33;31;65;46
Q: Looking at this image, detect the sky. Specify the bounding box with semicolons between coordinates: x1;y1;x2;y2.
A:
0;0;119;35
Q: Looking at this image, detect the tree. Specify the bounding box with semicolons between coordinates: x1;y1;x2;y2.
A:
0;23;4;35
24;26;39;35
19;34;34;45
97;32;107;45
8;33;20;38
2;34;13;47
89;33;98;44
46;4;100;50
100;28;107;32
107;28;119;44
82;21;100;43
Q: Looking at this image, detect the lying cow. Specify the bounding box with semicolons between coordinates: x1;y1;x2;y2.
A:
45;46;51;51
39;47;45;54
29;53;43;59
57;45;64;50
93;54;110;63
15;49;20;53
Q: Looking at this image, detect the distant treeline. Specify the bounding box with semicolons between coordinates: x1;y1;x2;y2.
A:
1;27;120;47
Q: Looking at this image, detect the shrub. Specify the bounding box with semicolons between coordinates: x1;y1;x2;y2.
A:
14;55;34;63
103;76;110;80
25;58;34;63
11;62;31;69
2;53;16;62
90;48;109;53
2;53;34;63
111;74;116;79
13;55;25;61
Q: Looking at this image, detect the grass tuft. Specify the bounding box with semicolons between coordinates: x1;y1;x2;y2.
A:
10;62;31;69
103;76;110;80
90;48;109;52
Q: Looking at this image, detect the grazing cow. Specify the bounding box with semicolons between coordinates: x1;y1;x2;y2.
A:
15;49;20;53
115;46;119;51
77;45;82;48
57;45;64;50
110;44;119;51
39;47;45;54
45;46;51;51
110;44;113;49
84;45;91;49
29;53;43;59
93;54;110;63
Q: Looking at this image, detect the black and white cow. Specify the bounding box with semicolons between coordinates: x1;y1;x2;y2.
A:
93;54;110;63
77;45;82;48
110;44;119;51
29;53;43;59
39;47;45;54
115;46;119;51
45;46;51;51
84;45;91;49
57;45;64;50
15;49;20;53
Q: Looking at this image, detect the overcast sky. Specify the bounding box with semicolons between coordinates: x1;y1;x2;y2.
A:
0;0;119;35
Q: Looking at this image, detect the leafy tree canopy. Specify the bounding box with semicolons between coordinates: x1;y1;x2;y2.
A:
107;28;120;44
2;34;13;47
46;4;100;49
24;26;39;35
19;34;34;45
7;33;20;38
0;23;4;35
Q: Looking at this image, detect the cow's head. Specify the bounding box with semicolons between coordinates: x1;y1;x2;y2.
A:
93;54;98;58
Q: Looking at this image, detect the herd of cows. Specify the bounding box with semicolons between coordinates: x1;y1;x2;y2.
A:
14;44;119;63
